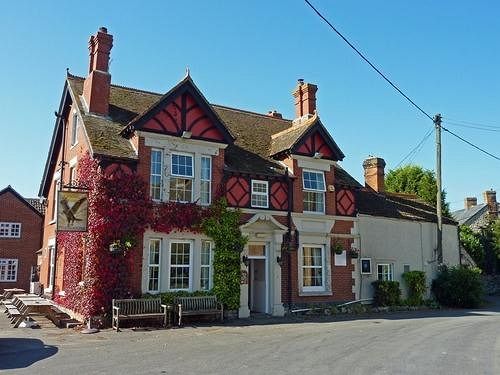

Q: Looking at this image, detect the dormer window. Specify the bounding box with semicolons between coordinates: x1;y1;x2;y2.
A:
303;170;325;213
251;180;268;208
170;153;194;203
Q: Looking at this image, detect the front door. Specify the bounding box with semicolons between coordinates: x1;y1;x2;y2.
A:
248;244;267;313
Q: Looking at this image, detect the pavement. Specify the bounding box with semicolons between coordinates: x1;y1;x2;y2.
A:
1;297;499;375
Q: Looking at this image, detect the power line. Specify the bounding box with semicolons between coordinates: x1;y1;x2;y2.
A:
304;0;433;121
441;126;500;161
443;117;500;129
304;0;500;164
443;121;500;132
394;127;434;169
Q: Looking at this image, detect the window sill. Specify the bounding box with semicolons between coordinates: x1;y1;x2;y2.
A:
303;211;325;215
298;289;332;297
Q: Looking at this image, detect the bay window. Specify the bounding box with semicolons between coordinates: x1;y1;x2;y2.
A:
251;180;268;208
200;241;213;291
170;153;194;202
147;239;161;292
150;149;163;201
169;241;192;290
200;156;211;205
302;246;325;291
303;170;325;213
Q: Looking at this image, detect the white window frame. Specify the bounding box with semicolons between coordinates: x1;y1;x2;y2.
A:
302;169;326;214
377;263;394;281
0;258;18;282
301;245;326;292
0;222;22;238
360;258;372;274
251;180;269;208
168;240;193;291
169;152;194;203
147;239;162;293
70;112;78;147
200;156;212;205
171;152;194;178
200;240;214;291
48;245;56;290
150;148;163;201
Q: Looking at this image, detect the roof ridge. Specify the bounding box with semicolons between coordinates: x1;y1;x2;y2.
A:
67;73;163;96
212;104;292;123
270;119;313;139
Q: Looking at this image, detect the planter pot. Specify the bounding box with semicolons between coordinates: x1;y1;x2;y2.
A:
350;252;359;258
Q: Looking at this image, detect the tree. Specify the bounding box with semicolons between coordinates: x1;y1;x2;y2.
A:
385;165;450;216
459;225;484;268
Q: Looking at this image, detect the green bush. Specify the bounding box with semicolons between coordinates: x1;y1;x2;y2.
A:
431;265;483;308
372;280;401;306
402;271;427;306
143;290;213;305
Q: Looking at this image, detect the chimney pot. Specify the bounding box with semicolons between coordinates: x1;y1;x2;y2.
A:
363;157;386;192
483;189;498;218
465;197;477;210
292;80;318;119
83;27;113;116
267;110;283;119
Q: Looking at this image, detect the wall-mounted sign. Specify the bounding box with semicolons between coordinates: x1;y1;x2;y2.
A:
360;258;372;274
57;190;88;232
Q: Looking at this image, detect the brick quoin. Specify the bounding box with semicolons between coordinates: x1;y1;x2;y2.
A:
0;190;43;292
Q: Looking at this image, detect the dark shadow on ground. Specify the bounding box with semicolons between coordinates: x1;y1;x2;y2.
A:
0;338;58;370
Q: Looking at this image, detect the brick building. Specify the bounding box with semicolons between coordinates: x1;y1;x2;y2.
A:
38;27;364;318
0;186;44;292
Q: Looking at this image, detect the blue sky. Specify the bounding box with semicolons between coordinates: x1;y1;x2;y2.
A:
1;1;498;211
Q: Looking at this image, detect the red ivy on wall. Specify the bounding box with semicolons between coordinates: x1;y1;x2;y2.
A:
55;152;208;319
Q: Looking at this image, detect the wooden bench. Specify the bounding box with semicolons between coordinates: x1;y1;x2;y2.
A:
174;296;223;326
112;298;167;331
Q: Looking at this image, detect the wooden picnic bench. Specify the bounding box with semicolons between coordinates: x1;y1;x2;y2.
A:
174;296;223;326
112;298;168;331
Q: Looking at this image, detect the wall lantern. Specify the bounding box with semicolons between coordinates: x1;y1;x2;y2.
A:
276;256;283;267
242;255;249;267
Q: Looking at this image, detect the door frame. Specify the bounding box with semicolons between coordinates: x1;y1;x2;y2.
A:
247;242;269;314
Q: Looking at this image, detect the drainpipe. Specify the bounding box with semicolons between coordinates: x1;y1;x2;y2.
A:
286;168;293;310
52;112;67;300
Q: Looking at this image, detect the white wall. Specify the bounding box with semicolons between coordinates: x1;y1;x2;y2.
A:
355;215;460;300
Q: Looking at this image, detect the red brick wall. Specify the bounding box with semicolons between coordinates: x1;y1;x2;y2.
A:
281;220;355;305
40;102;90;295
0;191;43;292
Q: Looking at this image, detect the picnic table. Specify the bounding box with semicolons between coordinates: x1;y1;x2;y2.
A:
2;294;53;327
1;288;26;300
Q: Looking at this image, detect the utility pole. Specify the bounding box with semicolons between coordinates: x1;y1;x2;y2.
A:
434;113;443;263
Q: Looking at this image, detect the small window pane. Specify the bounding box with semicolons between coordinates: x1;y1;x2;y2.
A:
303;171;325;191
172;154;193;177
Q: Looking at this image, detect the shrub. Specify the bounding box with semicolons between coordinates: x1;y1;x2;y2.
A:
143;290;213;305
402;271;427;306
372;280;401;306
431;265;483;308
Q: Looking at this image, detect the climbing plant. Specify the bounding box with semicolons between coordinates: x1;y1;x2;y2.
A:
202;199;247;310
56;152;245;318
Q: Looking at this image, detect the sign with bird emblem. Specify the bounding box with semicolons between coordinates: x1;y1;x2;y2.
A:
57;191;88;232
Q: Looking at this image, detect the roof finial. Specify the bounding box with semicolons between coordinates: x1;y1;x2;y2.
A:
66;67;70;76
185;66;190;78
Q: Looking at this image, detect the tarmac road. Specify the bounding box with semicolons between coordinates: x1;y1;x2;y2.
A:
1;300;499;375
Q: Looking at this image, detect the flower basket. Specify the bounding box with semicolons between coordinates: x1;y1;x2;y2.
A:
349;249;360;258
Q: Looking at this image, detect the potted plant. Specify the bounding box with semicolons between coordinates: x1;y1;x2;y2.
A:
331;241;344;255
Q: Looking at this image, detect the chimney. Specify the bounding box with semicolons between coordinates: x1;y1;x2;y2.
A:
83;27;113;116
483;190;498;218
464;197;477;210
363;157;386;193
292;79;317;119
267;110;283;119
